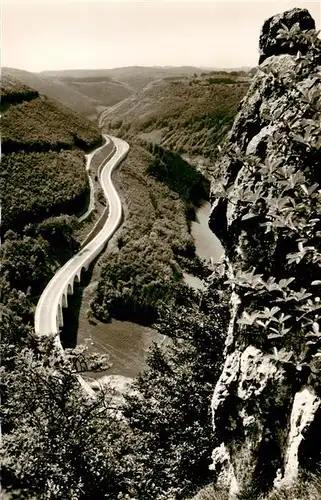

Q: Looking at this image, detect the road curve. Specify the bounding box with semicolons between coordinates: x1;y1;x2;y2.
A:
78;134;110;223
35;136;129;337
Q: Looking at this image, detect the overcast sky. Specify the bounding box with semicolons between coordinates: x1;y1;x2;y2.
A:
2;0;320;72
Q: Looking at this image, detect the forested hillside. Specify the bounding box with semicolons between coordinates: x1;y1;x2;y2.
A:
2;66;211;121
0;74;102;233
100;71;249;162
0;74;103;362
89;72;248;324
1;74;38;108
2;67;99;117
2;151;88;233
1;80;106;494
1;67;224;500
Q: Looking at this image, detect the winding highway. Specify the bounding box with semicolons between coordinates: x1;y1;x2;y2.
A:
35;136;129;338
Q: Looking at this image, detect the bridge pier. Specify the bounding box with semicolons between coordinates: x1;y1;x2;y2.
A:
62;293;68;308
57;303;64;328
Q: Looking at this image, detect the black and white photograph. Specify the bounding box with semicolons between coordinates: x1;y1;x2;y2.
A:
1;0;321;498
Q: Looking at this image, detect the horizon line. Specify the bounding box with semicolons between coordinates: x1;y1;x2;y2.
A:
3;64;256;74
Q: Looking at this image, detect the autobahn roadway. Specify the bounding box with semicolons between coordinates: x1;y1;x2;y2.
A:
35;136;129;338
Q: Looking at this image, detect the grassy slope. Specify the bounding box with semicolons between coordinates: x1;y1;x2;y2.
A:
100;72;249;161
55;76;134;108
1;74;102;234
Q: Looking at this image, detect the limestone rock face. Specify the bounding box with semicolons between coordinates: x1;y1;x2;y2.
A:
208;8;321;497
211;346;298;496
276;387;321;488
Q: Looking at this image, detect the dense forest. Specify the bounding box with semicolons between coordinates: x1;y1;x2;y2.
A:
146;143;210;204
0;134;225;497
1;151;88;233
2;95;102;154
1;282;226;499
0;74;39;109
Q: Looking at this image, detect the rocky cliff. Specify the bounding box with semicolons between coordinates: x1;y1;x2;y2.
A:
208;8;321;498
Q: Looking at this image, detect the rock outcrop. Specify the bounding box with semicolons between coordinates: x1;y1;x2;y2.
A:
208;8;321;497
259;8;316;64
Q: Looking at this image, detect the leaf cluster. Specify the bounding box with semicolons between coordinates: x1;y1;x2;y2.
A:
1;337;125;500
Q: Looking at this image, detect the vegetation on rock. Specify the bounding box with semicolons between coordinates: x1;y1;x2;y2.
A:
191;474;321;500
208;11;321;496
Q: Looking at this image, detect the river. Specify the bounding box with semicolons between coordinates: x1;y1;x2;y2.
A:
183;201;223;289
62;201;223;381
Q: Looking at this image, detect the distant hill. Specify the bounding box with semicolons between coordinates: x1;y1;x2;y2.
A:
1;74;102;233
40;66;208;92
4;66;246;123
56;75;133;109
2;67;135;118
2;67;99;118
99;71;251;162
